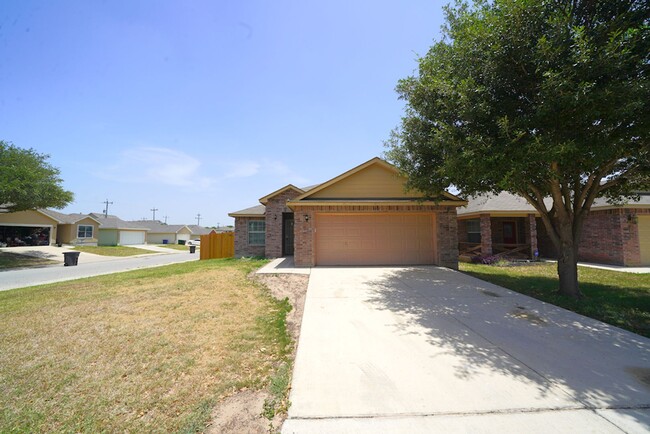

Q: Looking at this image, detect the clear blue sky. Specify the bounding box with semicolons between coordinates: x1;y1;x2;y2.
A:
1;1;445;227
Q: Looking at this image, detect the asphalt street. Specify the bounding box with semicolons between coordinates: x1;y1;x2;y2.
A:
0;251;199;291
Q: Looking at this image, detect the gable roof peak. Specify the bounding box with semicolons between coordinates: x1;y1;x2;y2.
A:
259;184;305;205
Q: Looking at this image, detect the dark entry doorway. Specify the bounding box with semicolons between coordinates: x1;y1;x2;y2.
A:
502;221;517;244
283;213;294;256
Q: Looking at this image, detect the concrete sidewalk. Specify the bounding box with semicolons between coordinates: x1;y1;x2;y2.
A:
283;266;650;433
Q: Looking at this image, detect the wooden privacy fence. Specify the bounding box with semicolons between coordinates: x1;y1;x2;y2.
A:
200;231;235;260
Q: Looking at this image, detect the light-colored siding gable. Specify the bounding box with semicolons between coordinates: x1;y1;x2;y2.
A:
308;164;417;199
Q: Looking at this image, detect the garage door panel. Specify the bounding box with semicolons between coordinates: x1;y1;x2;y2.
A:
119;231;145;245
316;214;436;266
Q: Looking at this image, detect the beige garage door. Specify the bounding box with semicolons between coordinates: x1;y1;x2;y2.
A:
315;213;436;266
639;215;650;266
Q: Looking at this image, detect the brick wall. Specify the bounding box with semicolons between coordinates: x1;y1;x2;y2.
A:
293;204;460;269
437;207;460;269
536;208;649;266
234;217;265;258
264;190;302;258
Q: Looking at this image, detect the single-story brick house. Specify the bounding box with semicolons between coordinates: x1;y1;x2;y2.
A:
229;157;466;268
0;208;100;246
90;213;150;246
457;191;650;266
129;220;193;244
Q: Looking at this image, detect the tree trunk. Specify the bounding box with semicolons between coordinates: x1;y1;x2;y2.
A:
556;222;582;299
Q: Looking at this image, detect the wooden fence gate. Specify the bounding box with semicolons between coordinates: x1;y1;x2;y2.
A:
199;231;235;260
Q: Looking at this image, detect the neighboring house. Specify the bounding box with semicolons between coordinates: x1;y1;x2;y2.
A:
0;209;99;247
0;209;60;246
229;157;466;268
129;220;192;244
90;213;150;246
457;191;650;266
187;225;213;240
40;209;101;246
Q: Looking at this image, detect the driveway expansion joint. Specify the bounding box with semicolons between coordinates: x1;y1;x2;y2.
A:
290;404;650;421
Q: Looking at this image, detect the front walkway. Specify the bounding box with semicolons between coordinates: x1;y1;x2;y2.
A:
256;256;311;275
283;266;650;433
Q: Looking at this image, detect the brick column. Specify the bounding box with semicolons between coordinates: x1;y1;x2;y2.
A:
528;214;538;259
480;213;492;256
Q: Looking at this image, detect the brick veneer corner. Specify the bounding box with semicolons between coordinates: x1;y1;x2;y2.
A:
264;189;302;258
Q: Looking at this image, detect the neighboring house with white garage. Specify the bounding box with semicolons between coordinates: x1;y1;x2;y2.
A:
90;213;149;246
129;220;192;244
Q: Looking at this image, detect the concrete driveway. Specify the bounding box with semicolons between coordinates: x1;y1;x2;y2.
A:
283;267;650;433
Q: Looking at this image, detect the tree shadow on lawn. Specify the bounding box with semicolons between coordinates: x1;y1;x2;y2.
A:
363;266;650;426
459;268;650;338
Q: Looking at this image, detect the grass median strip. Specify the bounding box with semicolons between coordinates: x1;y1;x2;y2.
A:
460;262;650;337
72;246;154;256
157;244;193;251
0;258;291;433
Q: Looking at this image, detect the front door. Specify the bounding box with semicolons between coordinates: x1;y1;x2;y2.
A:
502;221;517;244
283;213;294;256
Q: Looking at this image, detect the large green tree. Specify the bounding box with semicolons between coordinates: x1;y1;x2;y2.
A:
387;0;649;298
0;141;74;212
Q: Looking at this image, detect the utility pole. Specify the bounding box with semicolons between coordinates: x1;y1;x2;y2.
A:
163;215;168;224
196;213;202;225
150;207;159;221
102;199;113;218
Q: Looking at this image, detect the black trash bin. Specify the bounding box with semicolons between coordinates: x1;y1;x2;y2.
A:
63;251;80;266
189;245;196;254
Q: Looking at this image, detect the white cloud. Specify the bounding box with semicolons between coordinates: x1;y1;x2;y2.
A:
222;160;261;179
99;146;215;189
98;147;310;192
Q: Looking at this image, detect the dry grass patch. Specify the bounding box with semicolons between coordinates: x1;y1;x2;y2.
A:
0;251;58;269
0;258;290;433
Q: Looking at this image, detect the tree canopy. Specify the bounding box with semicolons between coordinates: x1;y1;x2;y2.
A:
0;141;74;212
386;0;649;297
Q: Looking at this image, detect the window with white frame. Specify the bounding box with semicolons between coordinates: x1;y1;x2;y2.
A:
466;219;481;243
78;225;94;239
248;220;266;246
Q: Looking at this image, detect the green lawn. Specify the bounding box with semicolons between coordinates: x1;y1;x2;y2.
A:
0;252;58;270
72;245;153;256
460;262;650;337
0;258;290;433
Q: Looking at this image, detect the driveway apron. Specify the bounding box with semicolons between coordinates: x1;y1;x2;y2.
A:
283;266;650;433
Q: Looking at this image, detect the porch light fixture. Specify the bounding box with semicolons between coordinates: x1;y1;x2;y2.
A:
304;214;310;222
